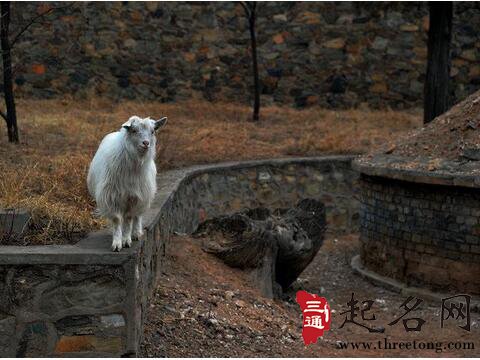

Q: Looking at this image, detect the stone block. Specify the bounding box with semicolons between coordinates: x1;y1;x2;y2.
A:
100;314;126;328
40;274;126;315
54;335;123;354
17;321;49;357
0;315;16;357
0;208;31;237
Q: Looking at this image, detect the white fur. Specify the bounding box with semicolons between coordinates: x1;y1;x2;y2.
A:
87;115;167;251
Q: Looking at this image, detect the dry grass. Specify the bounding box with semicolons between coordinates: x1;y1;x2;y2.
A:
0;98;422;245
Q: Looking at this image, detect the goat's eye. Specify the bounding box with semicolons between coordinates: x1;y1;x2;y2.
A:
131;128;137;134
151;130;154;134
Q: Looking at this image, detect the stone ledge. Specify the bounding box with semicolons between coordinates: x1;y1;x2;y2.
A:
351;255;480;312
353;154;480;188
0;156;357;265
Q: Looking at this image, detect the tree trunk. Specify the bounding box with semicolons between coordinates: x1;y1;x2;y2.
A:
249;13;260;122
1;2;18;143
424;2;453;124
194;199;326;298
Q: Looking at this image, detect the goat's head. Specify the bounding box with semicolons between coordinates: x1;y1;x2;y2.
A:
122;116;167;156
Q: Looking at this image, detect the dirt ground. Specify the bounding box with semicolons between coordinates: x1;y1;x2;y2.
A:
141;234;479;357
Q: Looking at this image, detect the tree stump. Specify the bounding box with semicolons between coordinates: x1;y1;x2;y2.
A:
194;199;326;298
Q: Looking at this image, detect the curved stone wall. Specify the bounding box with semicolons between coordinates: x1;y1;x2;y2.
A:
354;161;480;296
0;156;359;357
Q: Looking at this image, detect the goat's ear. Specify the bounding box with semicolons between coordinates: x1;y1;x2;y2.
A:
122;117;137;131
154;117;167;131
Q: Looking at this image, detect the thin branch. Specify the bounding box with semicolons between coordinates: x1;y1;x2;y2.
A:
240;1;251;19
11;4;72;47
0;109;7;122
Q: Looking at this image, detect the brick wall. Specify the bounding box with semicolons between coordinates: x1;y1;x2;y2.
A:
359;174;480;294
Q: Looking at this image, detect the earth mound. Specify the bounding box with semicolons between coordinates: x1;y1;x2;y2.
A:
379;90;480;160
356;90;480;177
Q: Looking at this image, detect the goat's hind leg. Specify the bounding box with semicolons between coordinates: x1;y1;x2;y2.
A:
111;214;123;252
122;216;133;248
132;215;144;240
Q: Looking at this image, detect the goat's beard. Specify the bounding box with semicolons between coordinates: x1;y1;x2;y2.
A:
137;146;148;155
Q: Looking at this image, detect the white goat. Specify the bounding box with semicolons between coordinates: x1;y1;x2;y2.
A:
87;115;167;251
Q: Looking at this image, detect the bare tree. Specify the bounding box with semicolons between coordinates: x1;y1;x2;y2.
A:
1;2;18;142
0;2;70;143
240;2;260;122
424;2;453;124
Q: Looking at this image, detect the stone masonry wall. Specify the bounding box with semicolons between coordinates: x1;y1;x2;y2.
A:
0;262;135;357
8;2;480;108
359;174;480;295
0;156;359;357
166;158;359;236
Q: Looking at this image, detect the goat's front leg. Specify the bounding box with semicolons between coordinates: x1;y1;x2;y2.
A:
122;216;133;248
111;215;123;252
132;215;144;240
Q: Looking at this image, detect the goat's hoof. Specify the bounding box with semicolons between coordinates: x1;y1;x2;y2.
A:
132;231;143;241
111;242;122;252
123;238;132;248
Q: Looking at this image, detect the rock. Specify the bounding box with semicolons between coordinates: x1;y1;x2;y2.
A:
422;15;429;32
308;41;322;55
469;65;480;78
371;37;388;51
0;315;16;357
225;291;235;300
273;14;288;22
336;14;353;25
234;300;247;308
40;274;126;315
0;208;31;239
123;39;137;48
54;335;123;354
100;314;126;328
296;11;322;25
305;95;319;106
31;63;46;75
462;148;480;161
146;2;159;12
370;82;388;93
409;80;423;94
17;322;49;357
272;33;284;45
263;52;280;60
460;49;477;62
330;75;347;94
207;318;219;326
400;23;418;32
384;144;396;154
323;38;345;49
385;11;404;28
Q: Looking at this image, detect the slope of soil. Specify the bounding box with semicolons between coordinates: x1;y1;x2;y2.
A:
141;234;479;357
